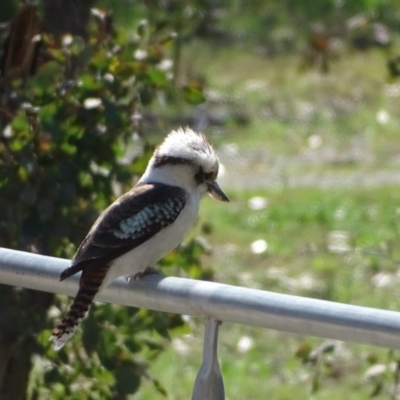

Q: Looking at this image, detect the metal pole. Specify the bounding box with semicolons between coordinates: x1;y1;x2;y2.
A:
1;247;400;349
192;319;225;400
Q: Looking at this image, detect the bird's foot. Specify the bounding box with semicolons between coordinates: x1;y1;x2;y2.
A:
132;267;161;281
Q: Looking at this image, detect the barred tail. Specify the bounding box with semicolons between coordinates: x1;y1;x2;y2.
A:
51;264;110;350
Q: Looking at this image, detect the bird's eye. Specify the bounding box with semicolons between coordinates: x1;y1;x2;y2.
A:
195;168;215;185
204;172;213;181
195;168;205;184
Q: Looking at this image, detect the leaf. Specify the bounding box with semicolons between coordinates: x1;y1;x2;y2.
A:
29;61;61;88
37;329;52;347
39;102;58;122
114;362;141;395
183;81;205;104
44;368;60;385
60;141;77;155
129;145;154;175
82;314;101;355
48;48;67;63
370;382;383;397
151;378;168;397
146;68;168;87
90;49;109;69
98;330;118;370
57;347;69;364
11;139;25;152
92;367;115;387
79;74;104;91
124;337;142;354
11;114;30;132
110;60;138;78
320;342;336;354
295;342;312;360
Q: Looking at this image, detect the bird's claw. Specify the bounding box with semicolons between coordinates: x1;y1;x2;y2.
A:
132;267;160;281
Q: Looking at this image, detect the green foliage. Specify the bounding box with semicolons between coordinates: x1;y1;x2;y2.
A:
0;4;209;399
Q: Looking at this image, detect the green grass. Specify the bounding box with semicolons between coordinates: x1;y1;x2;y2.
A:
187;44;400;171
204;187;400;305
137;44;400;399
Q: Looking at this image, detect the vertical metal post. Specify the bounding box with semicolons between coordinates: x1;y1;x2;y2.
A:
192;319;225;400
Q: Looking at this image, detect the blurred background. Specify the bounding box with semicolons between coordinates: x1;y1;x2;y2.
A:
2;1;400;399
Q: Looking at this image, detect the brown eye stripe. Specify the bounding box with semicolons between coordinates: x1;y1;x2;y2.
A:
153;154;193;168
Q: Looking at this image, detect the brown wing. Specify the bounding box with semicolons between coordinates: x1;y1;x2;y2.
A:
60;182;187;281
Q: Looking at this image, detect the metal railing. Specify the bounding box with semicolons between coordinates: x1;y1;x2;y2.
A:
1;247;400;399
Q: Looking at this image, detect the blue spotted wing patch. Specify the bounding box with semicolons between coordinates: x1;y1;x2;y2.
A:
60;183;187;280
113;197;184;239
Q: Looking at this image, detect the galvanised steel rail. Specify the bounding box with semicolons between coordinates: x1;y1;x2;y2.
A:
1;247;400;399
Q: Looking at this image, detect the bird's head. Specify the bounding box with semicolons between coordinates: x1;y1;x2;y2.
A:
141;127;229;202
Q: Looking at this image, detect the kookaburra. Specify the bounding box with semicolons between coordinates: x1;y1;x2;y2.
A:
51;127;229;349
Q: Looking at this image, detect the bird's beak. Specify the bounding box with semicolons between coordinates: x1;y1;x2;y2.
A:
207;181;229;202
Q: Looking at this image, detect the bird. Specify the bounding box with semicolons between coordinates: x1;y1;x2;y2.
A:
51;127;229;349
